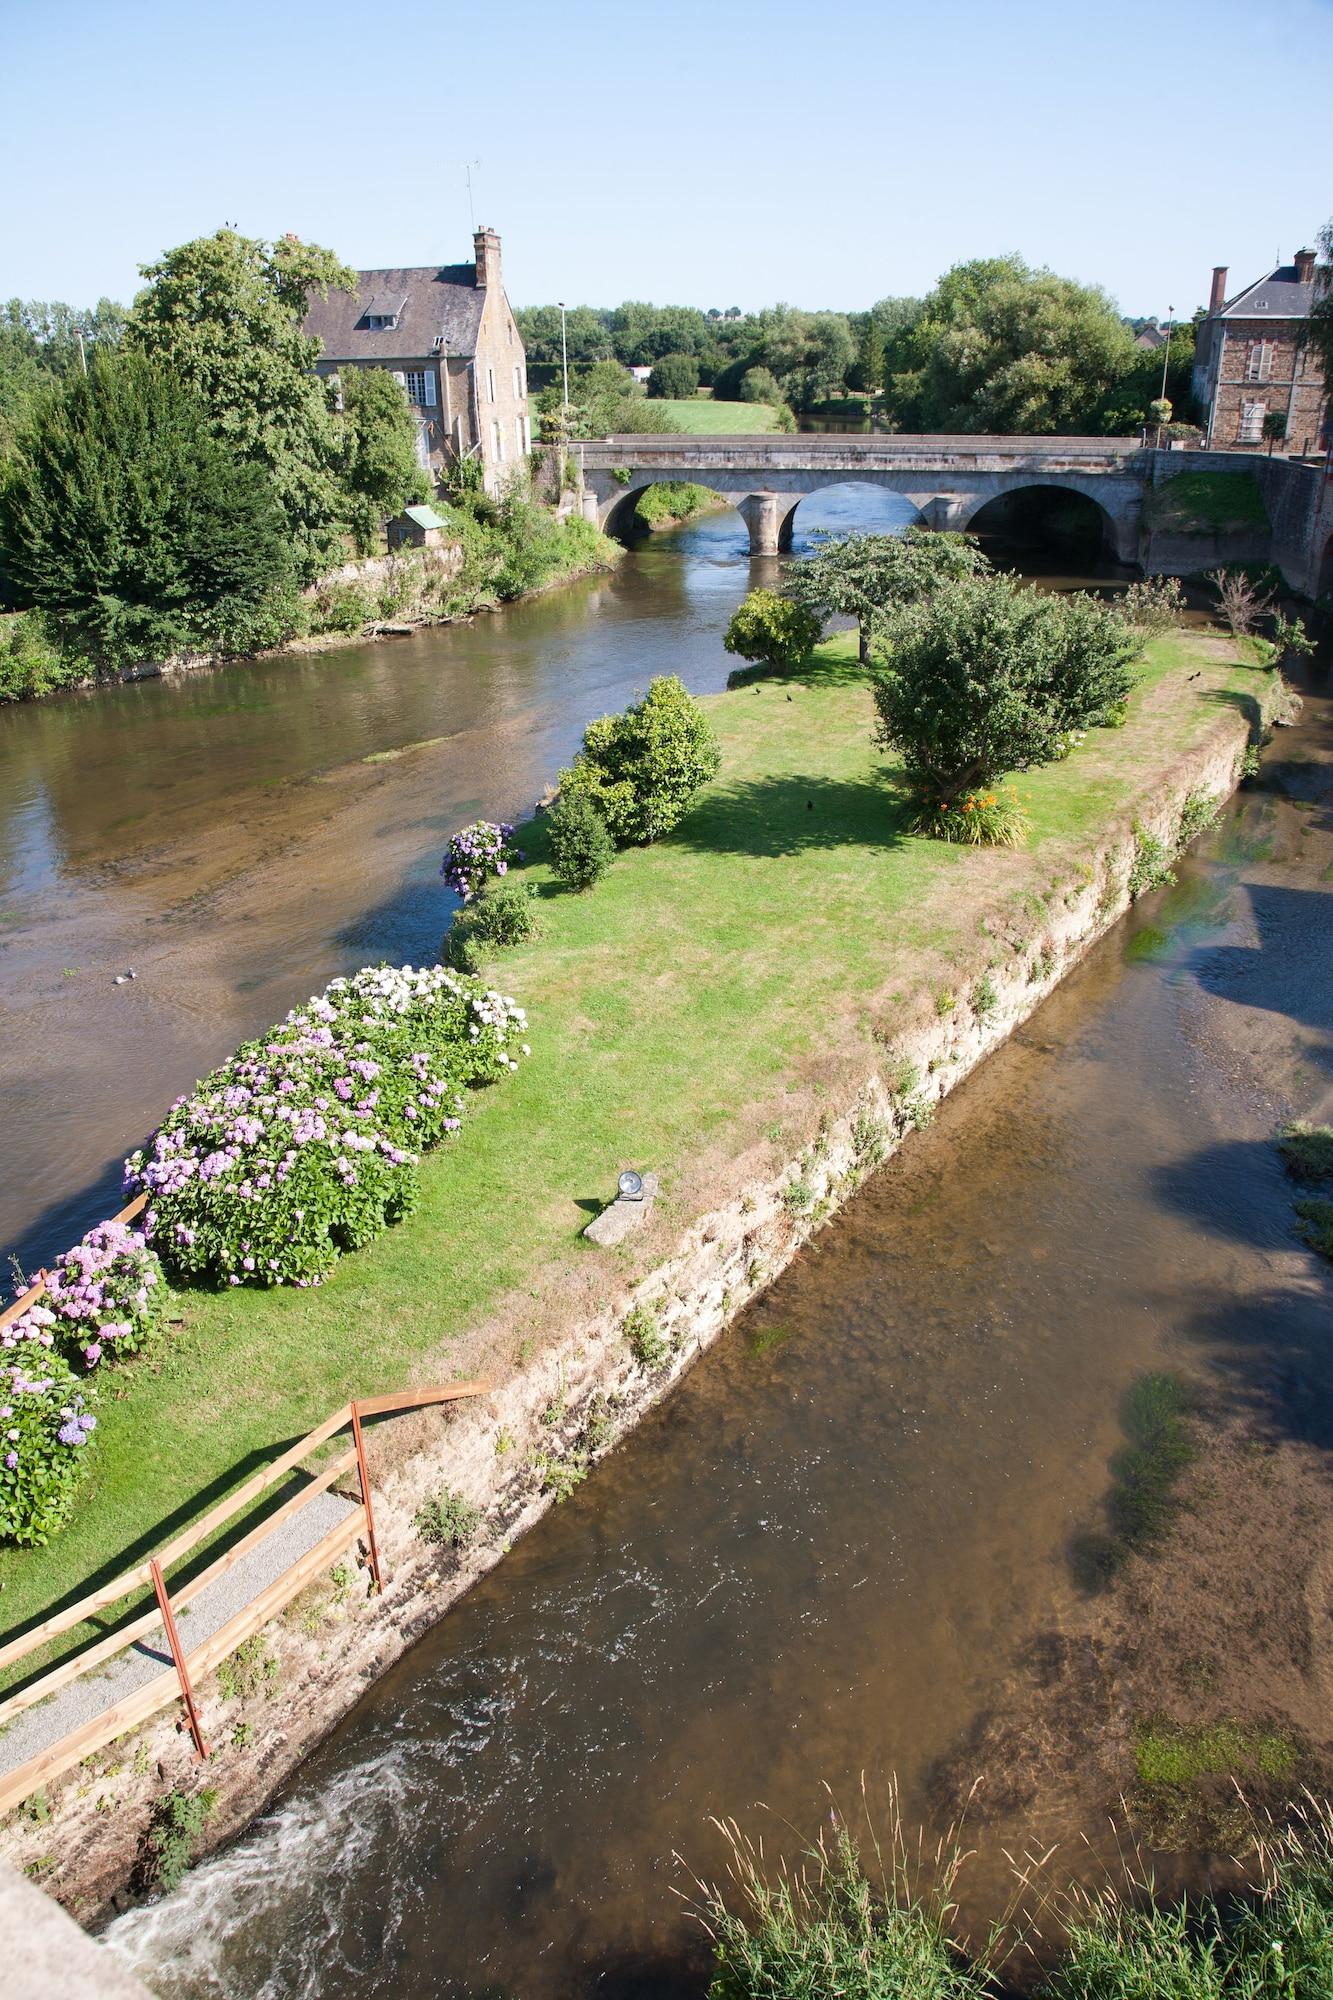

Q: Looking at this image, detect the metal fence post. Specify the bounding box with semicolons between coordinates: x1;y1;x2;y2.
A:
150;1559;209;1761
350;1403;384;1593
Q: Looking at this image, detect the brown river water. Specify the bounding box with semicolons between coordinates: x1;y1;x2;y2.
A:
5;493;1330;1996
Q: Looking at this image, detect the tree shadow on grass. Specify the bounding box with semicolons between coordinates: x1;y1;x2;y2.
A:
1199;683;1267;743
726;649;869;692
671;770;911;861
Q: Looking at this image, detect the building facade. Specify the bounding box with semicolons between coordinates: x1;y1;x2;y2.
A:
1193;249;1327;454
304;229;530;496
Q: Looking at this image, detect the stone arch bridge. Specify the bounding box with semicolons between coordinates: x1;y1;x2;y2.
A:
579;434;1150;560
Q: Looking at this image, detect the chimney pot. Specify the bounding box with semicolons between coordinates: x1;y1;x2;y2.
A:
1209;265;1228;315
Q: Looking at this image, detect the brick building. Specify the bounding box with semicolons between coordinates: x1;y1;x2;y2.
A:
1193;249;1327;454
304;228;529;496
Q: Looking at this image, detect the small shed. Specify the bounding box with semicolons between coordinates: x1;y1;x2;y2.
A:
388;503;449;550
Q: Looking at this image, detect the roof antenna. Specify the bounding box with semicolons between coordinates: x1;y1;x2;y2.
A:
463;160;481;232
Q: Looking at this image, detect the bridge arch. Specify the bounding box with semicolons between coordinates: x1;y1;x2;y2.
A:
598;477;747;548
776;481;927;554
954;477;1135;563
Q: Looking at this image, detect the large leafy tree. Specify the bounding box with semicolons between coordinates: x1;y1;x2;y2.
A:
337;368;429;552
126;229;354;575
0;297;125;460
784;526;991;661
0;350;291;665
871;572;1139;803
888;256;1137;434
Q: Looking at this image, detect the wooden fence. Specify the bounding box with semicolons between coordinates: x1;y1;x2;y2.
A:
0;1381;488;1818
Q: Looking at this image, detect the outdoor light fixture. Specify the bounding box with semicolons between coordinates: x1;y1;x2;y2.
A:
617;1170;644;1202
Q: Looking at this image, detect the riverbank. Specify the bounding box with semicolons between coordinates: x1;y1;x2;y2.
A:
0;623;1281;1916
0;510;622;704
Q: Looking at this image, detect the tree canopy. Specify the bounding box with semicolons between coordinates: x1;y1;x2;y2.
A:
338;367;430;552
126;229;354;575
0;350;291;665
871;572;1140;801
887;256;1139;434
785;526;991;660
1305;218;1333;402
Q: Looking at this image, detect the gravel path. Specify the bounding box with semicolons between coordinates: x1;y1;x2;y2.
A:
0;1488;357;1779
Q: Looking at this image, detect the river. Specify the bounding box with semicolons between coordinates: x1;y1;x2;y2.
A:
78;504;1333;1993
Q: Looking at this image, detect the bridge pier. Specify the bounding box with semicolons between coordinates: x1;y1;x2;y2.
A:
737;493;785;557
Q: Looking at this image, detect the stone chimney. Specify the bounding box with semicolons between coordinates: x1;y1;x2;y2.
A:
1294;246;1316;285
1209;265;1228;315
474;227;502;289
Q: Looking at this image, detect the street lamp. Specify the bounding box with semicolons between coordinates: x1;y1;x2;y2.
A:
73;326;87;376
1159;306;1174;403
558;301;570;421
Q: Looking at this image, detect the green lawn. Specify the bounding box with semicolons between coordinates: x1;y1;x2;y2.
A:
654;397;784;434
0;628;1260;1668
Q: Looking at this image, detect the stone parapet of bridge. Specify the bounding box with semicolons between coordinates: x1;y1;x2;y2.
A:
578;434;1150;560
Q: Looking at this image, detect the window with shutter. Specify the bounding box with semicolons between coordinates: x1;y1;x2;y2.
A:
1238;400;1265;442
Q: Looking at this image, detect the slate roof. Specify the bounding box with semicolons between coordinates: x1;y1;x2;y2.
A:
305;265;486;360
1218;265;1315;320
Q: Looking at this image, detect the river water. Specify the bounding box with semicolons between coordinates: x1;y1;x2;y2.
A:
81;506;1333;1991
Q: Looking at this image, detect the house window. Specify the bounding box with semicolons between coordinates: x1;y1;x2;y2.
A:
1246;341;1272;382
366;313;398;332
1238;400;1266;443
487;366;496;403
513;364;523;400
416;423;432;468
492;419;503;462
404;370;437;406
516;415;527;455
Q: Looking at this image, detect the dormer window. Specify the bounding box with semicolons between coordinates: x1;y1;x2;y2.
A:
361;292;408;334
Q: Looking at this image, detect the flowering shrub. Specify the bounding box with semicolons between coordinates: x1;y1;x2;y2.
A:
126;964;529;1288
441;821;522;903
0;1338;97;1546
3;1222;166;1370
909;788;1031;848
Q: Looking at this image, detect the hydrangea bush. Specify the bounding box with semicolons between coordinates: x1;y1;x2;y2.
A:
126;964;528;1288
0;1339;97;1546
2;1221;166;1370
441;821;522;902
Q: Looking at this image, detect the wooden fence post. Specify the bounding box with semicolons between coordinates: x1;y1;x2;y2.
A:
350;1403;384;1593
150;1559;209;1762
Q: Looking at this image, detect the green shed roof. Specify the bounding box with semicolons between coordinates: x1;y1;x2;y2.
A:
402;504;447;530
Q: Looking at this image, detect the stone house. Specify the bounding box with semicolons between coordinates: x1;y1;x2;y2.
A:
305;229;530;496
1192;249;1327;454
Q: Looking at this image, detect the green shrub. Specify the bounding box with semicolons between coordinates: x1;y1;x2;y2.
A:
0;612;89;702
547;791;615;891
1128;827;1176;899
1114;575;1186;638
1176;788;1221;847
0;1339;97;1547
1277;1124;1333;1184
624;1304;669;1369
215;1634;279;1703
873;573;1140;813
647;353;699;399
1294;1197;1333;1262
415;1487;483;1549
142;1786;218;1894
971;973;998;1020
560;675;721;845
443;883;542;970
309;580;372;635
723;589;822;676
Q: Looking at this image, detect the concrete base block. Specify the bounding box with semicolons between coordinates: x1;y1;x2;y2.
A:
582;1174;659;1247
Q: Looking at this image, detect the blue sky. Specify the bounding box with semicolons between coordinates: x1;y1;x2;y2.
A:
4;0;1331;318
